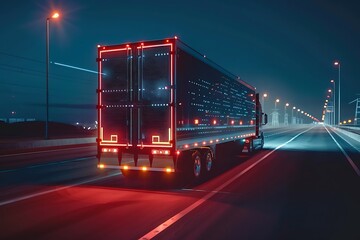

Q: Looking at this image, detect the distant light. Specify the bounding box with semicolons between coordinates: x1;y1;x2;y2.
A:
263;93;268;98
286;103;289;107
293;106;296;109
276;99;280;103
98;164;105;169
330;79;334;83
334;61;339;66
52;12;60;19
328;89;332;92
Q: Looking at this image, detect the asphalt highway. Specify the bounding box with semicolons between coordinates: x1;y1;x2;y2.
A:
0;125;359;240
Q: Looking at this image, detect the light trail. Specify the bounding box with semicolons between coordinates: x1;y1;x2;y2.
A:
51;61;105;75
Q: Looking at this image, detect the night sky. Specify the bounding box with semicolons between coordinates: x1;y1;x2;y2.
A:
1;0;359;124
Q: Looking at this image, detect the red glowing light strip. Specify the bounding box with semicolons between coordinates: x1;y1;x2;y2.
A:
136;43;173;49
99;47;129;144
100;143;132;147
170;43;174;147
137;42;174;147
102;165;175;173
136;144;173;148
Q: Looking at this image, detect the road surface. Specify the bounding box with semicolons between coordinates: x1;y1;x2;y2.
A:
0;125;359;240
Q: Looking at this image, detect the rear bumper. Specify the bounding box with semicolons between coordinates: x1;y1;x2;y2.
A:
97;151;176;173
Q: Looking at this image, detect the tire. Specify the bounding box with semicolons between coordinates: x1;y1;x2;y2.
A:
202;149;214;174
192;151;202;178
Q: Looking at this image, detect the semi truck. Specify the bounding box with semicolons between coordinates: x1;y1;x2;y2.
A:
96;37;267;178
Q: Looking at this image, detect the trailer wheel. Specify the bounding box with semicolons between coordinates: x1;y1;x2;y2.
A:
192;151;202;178
203;150;213;173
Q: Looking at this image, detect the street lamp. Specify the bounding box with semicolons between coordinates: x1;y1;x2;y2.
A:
284;103;289;125
275;99;280;110
262;93;268;113
285;103;289;112
292;106;296;124
330;79;336;125
334;61;341;124
46;11;60;139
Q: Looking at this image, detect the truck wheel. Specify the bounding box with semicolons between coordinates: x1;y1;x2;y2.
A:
192;151;202;178
203;150;213;173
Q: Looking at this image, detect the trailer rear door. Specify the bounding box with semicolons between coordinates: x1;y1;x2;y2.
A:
137;44;173;147
98;42;173;148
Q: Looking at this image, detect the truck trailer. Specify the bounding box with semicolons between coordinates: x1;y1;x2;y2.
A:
96;37;267;178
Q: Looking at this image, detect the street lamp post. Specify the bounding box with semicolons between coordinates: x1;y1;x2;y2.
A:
262;93;268;113
330;80;336;125
292;106;296;124
328;89;333;125
45;12;59;139
275;99;280;110
284;103;289;125
334;61;340;124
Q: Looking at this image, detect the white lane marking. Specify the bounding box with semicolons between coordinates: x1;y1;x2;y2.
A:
139;126;315;240
0;145;95;158
0;172;121;207
324;126;360;176
264;127;303;138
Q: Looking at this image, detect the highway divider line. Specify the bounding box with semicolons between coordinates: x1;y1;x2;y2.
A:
139;126;315;240
324;126;360;177
0;172;121;207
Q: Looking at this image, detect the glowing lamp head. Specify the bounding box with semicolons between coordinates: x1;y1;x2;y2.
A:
330;79;334;83
334;61;339;66
52;12;60;19
286;103;289;107
276;99;280;103
293;106;296;109
263;93;268;98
